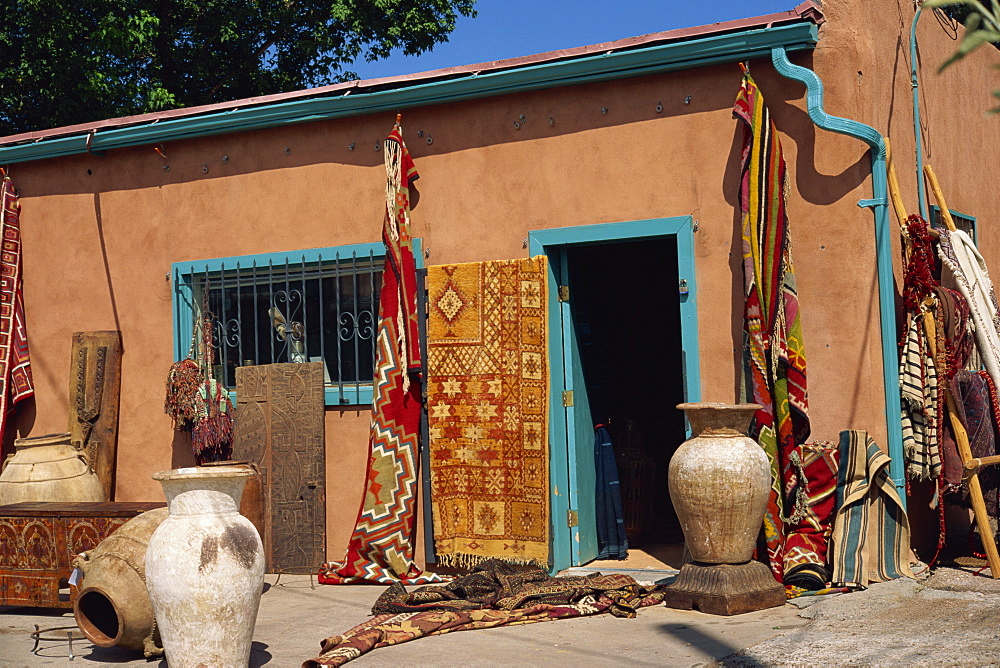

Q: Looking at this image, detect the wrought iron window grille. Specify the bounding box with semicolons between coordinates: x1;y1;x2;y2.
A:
172;243;394;406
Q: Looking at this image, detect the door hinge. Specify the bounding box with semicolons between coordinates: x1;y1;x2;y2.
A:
562;390;573;407
558;285;570;302
567;510;579;527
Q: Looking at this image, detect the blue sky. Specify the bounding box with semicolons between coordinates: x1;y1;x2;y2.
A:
347;0;796;80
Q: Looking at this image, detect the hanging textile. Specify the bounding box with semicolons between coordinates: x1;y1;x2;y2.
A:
733;73;811;582
319;122;435;585
947;370;1000;516
938;228;1000;390
594;425;628;560
829;430;913;586
899;314;941;481
0;177;33;446
782;441;840;590
425;257;550;569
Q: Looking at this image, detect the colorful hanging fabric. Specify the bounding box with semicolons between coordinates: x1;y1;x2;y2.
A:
0;177;33;446
425;257;550;569
319;122;437;585
829;430;913;586
899;313;941;481
938;228;1000;390
947;370;1000;516
782;441;840;590
734;73;810;582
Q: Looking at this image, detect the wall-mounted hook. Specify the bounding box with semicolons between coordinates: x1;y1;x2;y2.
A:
424;248;431;258
519;114;526;123
202;163;209;174
513;120;521;130
693;220;700;232
348;142;356;151
426;136;433;145
522;238;528;249
417;130;424;138
284;147;291;155
684;95;692;105
222;155;229;164
374;142;382;151
656;102;663;113
154;145;168;159
163;165;170;172
600;107;608;115
548;116;554;126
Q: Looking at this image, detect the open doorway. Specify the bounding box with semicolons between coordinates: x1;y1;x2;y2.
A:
565;239;687;557
530;216;699;572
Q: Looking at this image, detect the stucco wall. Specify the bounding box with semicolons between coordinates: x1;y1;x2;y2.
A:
5;3;999;562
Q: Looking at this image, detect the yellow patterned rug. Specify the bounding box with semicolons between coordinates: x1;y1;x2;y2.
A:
426;257;549;569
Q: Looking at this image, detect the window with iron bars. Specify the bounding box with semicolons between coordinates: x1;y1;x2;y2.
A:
171;241;418;406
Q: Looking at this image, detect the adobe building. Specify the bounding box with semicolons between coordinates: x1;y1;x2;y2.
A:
1;0;998;572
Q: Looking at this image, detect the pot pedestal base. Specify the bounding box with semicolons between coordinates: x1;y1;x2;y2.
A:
662;560;785;616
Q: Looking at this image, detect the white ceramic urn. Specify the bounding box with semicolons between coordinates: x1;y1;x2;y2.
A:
145;465;265;668
668;403;770;564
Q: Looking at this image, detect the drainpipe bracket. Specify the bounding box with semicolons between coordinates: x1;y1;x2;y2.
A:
858;197;887;209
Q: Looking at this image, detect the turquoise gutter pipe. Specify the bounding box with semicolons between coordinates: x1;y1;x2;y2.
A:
770;47;906;506
911;7;928;219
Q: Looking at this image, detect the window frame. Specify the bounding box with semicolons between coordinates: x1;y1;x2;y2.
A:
171;239;422;407
930;205;977;244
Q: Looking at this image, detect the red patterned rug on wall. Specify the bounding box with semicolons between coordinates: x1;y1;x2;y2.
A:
425;257;550;569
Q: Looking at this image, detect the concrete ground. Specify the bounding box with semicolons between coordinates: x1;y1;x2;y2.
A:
1;562;998;667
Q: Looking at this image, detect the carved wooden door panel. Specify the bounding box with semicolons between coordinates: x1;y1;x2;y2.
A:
234;362;325;572
67;331;122;501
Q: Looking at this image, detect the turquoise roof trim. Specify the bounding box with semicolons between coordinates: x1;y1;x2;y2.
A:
0;23;817;164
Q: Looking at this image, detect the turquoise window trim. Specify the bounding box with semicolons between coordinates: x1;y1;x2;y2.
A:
171;238;422;408
528;216;700;573
930;205;977;244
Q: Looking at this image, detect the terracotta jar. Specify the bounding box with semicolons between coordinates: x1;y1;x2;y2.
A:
145;465;264;668
74;507;169;657
0;433;105;505
668;403;769;564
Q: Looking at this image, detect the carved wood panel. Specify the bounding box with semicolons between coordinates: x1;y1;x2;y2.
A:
67;331;122;501
234;362;325;572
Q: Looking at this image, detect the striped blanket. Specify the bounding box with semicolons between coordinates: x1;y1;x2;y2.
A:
899;313;941;481
829;430;913;586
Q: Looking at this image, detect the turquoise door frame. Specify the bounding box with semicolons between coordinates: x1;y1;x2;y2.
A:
529;216;701;573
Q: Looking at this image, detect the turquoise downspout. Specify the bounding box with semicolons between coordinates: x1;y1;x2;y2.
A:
770;47;906;507
911;7;928;219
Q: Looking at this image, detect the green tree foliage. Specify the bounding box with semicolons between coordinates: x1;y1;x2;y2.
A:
0;0;476;135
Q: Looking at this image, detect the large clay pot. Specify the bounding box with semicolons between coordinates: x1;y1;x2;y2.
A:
73;507;169;657
0;433;105;504
668;403;769;564
145;465;264;668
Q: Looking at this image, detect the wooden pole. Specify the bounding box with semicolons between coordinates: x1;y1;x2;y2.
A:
886;138;910;226
924;164;957;231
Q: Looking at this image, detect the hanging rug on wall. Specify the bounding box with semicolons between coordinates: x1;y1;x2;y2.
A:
426;257;550;569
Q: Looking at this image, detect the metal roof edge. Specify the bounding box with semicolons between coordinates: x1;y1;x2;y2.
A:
0;22;818;165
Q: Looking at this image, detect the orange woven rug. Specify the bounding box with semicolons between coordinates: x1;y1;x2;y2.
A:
426;257;549;569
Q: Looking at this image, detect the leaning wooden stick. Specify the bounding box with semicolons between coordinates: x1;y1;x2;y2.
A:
924;164;957;231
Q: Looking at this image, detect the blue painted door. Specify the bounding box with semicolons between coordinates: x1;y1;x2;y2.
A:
554;249;599;567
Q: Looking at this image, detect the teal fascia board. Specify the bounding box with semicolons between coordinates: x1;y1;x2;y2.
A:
770;47;906;507
0;23;817;165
